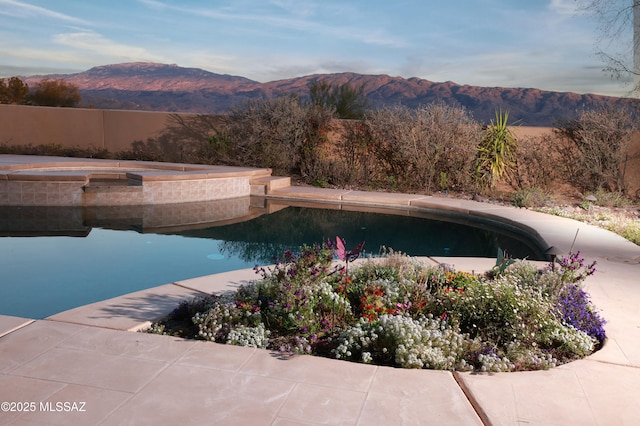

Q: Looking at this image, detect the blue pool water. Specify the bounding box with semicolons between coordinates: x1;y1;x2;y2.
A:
0;204;545;319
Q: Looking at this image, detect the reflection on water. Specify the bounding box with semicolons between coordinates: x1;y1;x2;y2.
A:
180;207;545;263
0;200;546;319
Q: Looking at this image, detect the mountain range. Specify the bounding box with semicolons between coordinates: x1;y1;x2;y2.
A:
23;62;637;126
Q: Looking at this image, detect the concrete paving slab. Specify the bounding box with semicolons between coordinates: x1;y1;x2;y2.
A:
457;359;640;426
431;256;499;274
0;321;84;373
269;185;349;201
0;315;33;337
238;349;376;392
9;384;132;426
577;259;640;367
47;284;205;331
177;340;258;373
11;346;168;393
57;326;197;363
340;190;429;206
103;364;294;426
277;382;366;425
0;375;67;425
360;368;482;425
175;269;257;294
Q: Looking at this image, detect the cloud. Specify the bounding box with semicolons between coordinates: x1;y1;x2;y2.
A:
53;31;167;63
268;0;317;18
0;63;81;77
548;0;584;15
0;0;89;24
136;0;406;48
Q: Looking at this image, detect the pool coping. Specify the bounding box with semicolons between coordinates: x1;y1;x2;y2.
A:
2;156;640;425
0;154;275;206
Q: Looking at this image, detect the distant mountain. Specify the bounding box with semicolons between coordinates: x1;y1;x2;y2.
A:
23;62;637;126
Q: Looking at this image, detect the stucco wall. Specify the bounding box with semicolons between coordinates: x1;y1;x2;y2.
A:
0;104;188;152
2;105;639;195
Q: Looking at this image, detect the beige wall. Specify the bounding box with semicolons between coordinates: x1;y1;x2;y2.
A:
0;105;557;153
2;105;639;195
0;104;189;152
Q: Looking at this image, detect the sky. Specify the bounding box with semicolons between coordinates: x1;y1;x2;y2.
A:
0;0;634;97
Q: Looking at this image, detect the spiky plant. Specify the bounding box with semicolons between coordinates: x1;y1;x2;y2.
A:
475;109;518;188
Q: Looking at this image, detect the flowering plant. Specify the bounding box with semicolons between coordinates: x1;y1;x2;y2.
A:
553;251;597;283
149;242;605;372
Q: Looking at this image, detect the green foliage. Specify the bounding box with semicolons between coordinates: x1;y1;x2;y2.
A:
148;245;604;372
253;243;348;336
0;77;29;104
334;314;476;369
615;221;640;246
539;204;640;247
308;80;369;119
512;186;552;208
475;109;518;188
488;248;516;277
28;78;81;107
590;189;632;208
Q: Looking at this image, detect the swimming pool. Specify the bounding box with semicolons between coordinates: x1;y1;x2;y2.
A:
0;203;546;319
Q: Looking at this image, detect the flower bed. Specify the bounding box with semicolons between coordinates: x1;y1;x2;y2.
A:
147;240;604;372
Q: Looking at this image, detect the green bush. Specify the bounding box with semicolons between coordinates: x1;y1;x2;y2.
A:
512;186;552;208
308;81;369;119
591;189;632;208
148;243;604;372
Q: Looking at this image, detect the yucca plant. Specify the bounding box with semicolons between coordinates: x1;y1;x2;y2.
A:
475;109;518;188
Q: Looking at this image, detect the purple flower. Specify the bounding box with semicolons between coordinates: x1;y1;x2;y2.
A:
557;283;606;343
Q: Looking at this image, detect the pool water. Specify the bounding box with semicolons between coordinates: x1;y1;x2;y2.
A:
0;205;545;319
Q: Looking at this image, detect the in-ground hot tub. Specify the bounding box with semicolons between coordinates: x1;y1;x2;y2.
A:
0;155;280;206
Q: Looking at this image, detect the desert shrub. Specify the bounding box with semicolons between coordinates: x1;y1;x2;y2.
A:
308;81;369;119
510;134;562;190
590;189;633;208
555;106;637;193
218;97;335;178
115;114;229;164
162;114;230;164
120;99;335;178
0;77;29;104
28;78;81;107
118;135;184;162
323;119;378;187
0;143;109;158
512;186;552;208
364;104;481;192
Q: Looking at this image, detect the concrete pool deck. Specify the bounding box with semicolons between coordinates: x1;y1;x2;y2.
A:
2;158;640;424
